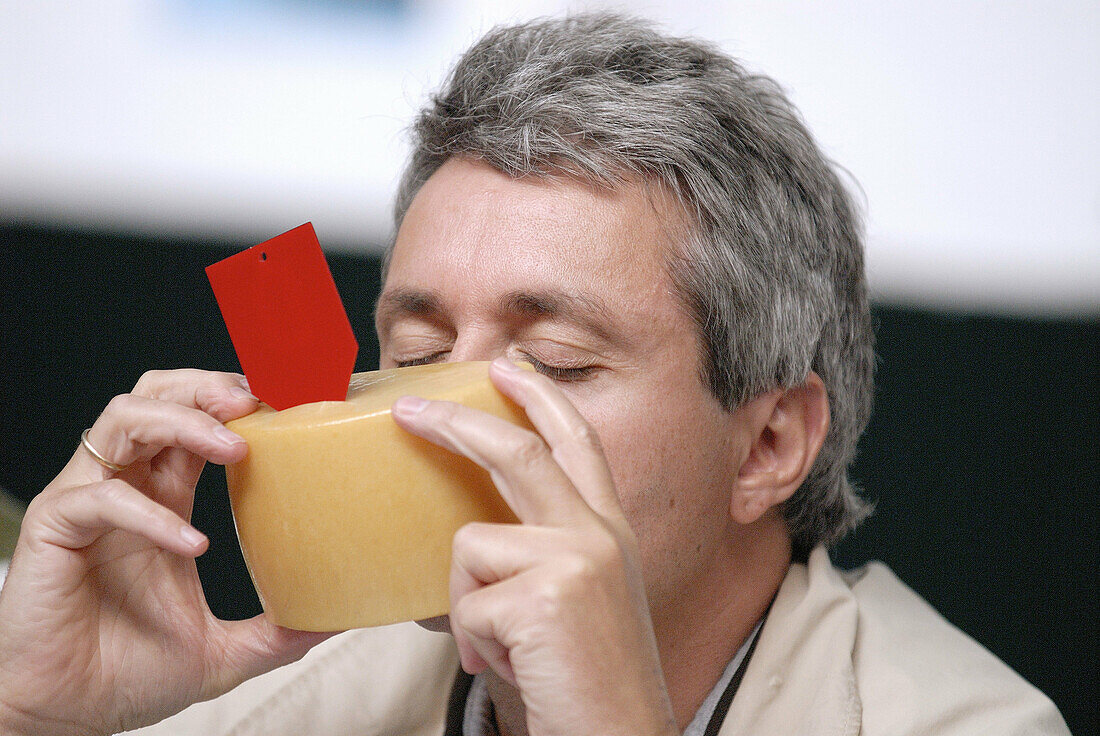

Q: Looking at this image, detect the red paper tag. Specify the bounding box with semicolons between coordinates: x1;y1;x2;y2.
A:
206;223;358;410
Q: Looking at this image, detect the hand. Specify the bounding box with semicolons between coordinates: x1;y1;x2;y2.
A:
392;358;678;736
0;370;334;736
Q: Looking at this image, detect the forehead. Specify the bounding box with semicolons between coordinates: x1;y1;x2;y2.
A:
383;158;689;323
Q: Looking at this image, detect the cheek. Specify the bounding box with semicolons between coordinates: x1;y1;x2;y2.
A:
606;416;736;609
581;384;736;549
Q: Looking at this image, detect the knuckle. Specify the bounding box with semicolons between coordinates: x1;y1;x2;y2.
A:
133;369;168;397
451;523;481;557
567;421;603;452
104;392;138;416
90;477;132;505
193;384;221;410
94;479;170;527
21;490;52;528
199;372;244;401
430;400;461;424
99;395;142;448
531;578;569;619
560;551;601;583
591;533;627;572
508;432;548;467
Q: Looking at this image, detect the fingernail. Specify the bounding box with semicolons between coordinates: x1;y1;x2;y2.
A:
393;396;429;416
238;376;250;389
214;426;246;446
492;357;521;372
229;386;257;401
180;525;206;547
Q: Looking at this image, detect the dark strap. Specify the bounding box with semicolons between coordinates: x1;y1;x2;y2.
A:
701;623;764;736
442;668;475;736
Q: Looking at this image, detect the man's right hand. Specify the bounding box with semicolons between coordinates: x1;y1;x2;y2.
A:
0;370;334;736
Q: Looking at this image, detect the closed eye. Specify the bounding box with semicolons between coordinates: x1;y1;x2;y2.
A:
394;352;599;381
521;354;598;382
395;351;448;368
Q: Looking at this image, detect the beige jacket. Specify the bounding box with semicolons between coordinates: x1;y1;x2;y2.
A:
127;548;1068;735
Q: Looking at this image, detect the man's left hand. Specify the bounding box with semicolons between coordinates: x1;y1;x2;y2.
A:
392;357;678;736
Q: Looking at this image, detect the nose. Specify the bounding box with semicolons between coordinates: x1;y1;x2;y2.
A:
446;330;510;364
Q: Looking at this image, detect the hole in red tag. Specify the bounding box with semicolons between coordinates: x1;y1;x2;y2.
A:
260;252;267;261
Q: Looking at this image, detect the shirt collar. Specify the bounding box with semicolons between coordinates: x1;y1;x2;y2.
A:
461;619;764;736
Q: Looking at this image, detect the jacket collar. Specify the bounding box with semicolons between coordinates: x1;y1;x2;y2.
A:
719;547;862;736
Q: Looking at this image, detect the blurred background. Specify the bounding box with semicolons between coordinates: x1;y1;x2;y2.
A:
1;1;1096;733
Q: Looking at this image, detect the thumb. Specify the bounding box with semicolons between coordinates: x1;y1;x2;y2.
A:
207;615;341;696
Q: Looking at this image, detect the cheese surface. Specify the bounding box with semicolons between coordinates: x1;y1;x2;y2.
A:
225;361;527;631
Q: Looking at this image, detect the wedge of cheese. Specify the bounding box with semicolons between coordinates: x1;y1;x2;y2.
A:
225;361;527;631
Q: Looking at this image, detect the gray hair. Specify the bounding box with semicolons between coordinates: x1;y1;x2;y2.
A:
388;13;875;559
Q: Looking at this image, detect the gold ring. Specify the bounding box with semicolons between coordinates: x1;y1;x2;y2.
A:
80;428;128;473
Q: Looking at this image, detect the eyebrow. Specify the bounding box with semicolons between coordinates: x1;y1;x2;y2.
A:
499;290;623;344
375;287;626;346
374;289;445;338
376;289;440;321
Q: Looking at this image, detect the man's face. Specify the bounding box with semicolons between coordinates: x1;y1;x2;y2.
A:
376;157;746;621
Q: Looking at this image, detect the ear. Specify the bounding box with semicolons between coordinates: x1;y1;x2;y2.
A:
730;372;831;526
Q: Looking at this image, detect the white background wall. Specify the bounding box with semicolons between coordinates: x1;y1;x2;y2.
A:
2;0;1097;314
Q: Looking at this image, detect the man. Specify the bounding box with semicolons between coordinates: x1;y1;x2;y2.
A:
0;14;1068;736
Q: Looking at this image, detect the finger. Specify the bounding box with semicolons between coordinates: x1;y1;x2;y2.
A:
391;397;590;526
449;553;490;675
448;521;589;677
80;394;247;477
452;522;565;584
449;523;563;675
25;478;208;556
132;369;258;422
451;582;517;686
489;358;624;520
210;616;340;696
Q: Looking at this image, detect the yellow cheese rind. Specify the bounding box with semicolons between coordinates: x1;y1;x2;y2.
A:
225;361;527;631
